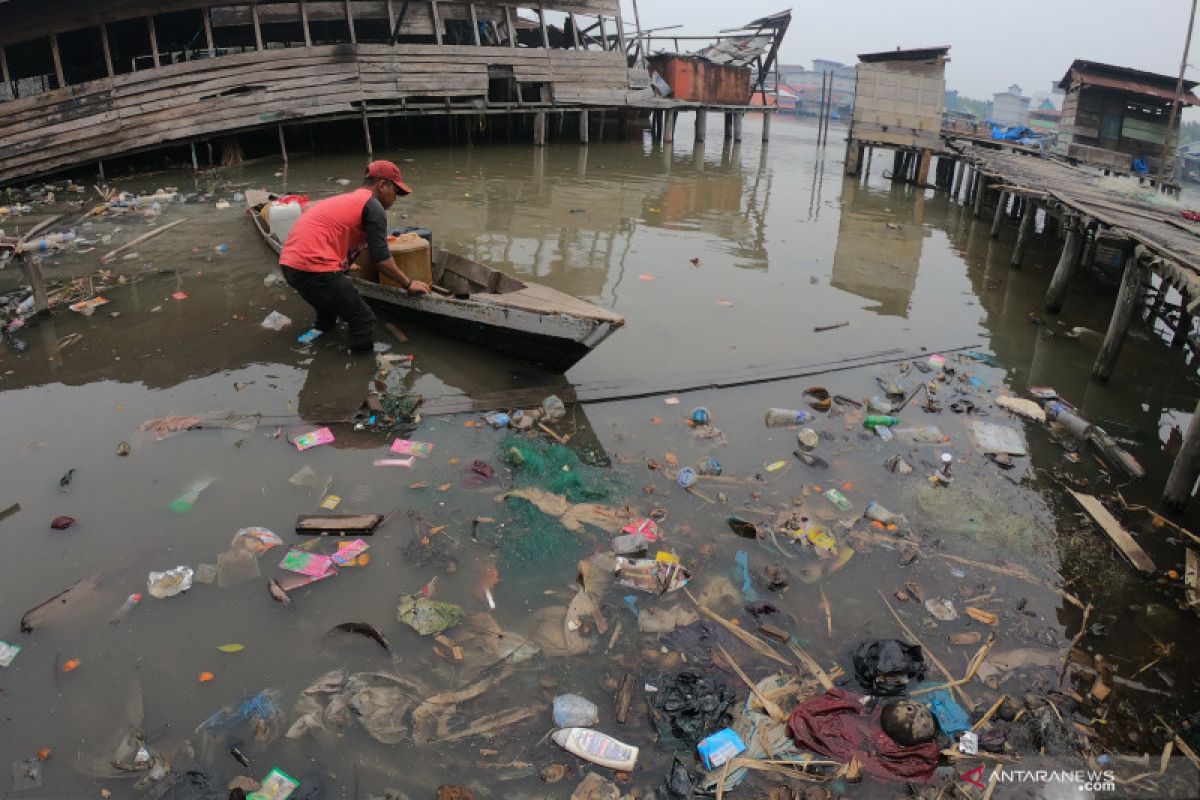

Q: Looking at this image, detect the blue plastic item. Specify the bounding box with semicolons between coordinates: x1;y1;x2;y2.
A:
734;550;758;602
698;728;746;769
923;688;970;734
623;595;639;616
297;328;323;344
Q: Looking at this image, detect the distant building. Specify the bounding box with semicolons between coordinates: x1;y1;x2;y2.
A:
778;59;856;115
944;89;959;111
991;83;1031;126
1055;59;1199;177
1028;98;1062;131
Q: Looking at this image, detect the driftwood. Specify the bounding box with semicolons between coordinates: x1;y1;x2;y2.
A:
615;672;635;723
98;218;187;264
1068;490;1156;573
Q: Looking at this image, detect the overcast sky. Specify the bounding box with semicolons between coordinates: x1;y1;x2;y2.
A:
625;0;1199;105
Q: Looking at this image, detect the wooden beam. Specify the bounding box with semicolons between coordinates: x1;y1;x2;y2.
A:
1010;200;1035;268
431;1;443;45
538;5;548;48
345;0;357;44
614;9;627;54
990;191;1006;238
50;32;65;88
1165;398;1200;510
1093;243;1142;380
694;107;706;143
916;148;932;185
533;110;546;145
203;8;215;53
1;46;12;97
504;5;516;47
147;17;160;68
278;123;288;164
100;23;115;77
252;2;264;50
569;12;580;48
579;108;588;143
386;0;396;35
300;0;312;46
1044;221;1084;313
598;15;608;50
469;4;480;45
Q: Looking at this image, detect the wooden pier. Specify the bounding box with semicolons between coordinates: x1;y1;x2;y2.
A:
935;141;1200;508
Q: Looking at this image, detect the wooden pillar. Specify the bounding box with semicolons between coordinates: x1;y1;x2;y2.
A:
1164;398;1200;510
966;167;978;204
300;1;312;46
469;4;481;45
1093;242;1142;379
1174;291;1192;347
386;0;396;35
433;1;444;45
533;111;546;146
972;173;986;218
1081;226;1099;269
951;160;964;200
579;109;589;144
0;46;10;97
98;159;105;180
663;109;676;143
18;257;49;316
569;12;580;48
990;191;1007;238
723;112;733;141
1042;212;1058;238
916;148;932;186
190;141;199;170
614;9;627;53
100;25;115;77
252;2;264;50
694;108;706;143
733;112;743;142
761;112;771;143
891;149;903;181
147;17;160;68
345;0;357;43
1044;221;1084;312
1010;200;1035;268
864;146;873;181
361;110;373;158
537;6;547;48
278;124;288;164
845;141;864;176
504;5;517;47
50;33;65;87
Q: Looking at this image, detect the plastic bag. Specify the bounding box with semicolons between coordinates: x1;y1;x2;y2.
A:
261;310;292;331
553;693;599;727
147;566;194;598
397;595;464;636
852;639;927;696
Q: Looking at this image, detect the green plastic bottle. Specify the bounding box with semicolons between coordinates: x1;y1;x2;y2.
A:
862;415;899;429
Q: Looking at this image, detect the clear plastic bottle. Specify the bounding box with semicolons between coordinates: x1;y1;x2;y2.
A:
764;408;813;427
110;592;142;624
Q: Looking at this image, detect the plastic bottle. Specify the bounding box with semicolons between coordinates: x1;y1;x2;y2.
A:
551;728;639;771
864;501;902;524
823;488;852;511
552;694;599;727
1044;402;1092;440
862;415;900;429
110;593;142;624
169;479;213;514
764;408;813;427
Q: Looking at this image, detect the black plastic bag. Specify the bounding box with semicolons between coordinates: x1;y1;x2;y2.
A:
852;639;926;696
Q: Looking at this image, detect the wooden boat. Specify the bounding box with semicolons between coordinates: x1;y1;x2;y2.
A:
245;190;624;372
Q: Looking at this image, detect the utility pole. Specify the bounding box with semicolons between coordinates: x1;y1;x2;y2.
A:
1158;0;1197;185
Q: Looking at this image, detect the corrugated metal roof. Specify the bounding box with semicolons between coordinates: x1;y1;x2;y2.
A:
857;46;950;64
1058;59;1199;105
692;35;773;67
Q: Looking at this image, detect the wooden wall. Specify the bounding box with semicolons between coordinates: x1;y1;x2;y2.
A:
0;42;639;185
850;61;945;149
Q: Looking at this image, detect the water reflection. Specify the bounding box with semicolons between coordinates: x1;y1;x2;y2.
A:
831;179;927;317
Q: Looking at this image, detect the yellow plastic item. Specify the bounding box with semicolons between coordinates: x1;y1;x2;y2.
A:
805;527;839;557
655;551;680;565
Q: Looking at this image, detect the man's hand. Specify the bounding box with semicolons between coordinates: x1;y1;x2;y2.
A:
405;280;431;295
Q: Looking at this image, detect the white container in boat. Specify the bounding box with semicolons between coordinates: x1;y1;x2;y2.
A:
551;727;638;771
267;200;303;244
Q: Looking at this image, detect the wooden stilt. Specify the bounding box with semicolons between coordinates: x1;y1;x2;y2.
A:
1093;242;1142;380
964;167;977;204
579;109;589;144
1164;398;1200;510
1044;221;1084;312
892;150;903;181
733;112;743;142
723;112;733;141
845;141;864;176
952;160;964;200
361;110;373;158
97;160;105;181
663;109;675;144
17;254;48;315
694;108;707;143
1081;226;1099;269
916;148;932;186
533;111;546;146
190;141;199;171
990;191;1006;238
1010;200;1035;268
864;147;873;181
278;124;288;164
1174;291;1192;347
761;112;771;143
973;172;987;217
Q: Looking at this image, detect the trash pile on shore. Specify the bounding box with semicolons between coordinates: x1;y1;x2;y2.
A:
4;348;1199;799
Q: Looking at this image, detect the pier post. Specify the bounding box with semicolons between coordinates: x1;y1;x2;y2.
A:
361;110;373;159
191;141;199;171
98;160;105;181
845;140;863;176
951;160;964;199
972;173;986;218
663;109;676;144
533;111;546;146
965;167;977;204
916;149;932;186
694;108;707;143
1164;398;1200;510
1044;220;1084;312
733;112;743;142
18;256;48;315
1093;241;1142;380
864;147;873;181
579;109;589;144
1010;200;1036;267
762;111;771;143
990;191;1006;238
278;124;288;164
723;112;733;141
1173;291;1192;347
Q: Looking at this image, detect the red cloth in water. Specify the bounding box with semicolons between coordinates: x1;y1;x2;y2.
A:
1181;210;1200;222
787;688;940;783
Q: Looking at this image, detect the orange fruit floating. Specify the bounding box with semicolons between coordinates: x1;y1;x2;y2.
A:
62;659;81;672
198;672;215;683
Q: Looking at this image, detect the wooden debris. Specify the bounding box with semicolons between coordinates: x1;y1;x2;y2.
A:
268;578;290;605
98;219;187;263
965;607;998;625
786;640;834;692
684;588;790;666
438;706;538;742
949;632;982;646
615;672;635;724
434;634;464;661
716;644;787;722
295;513;384;536
911;634;995;697
819;586;833;637
1068;490;1155;573
1186;549;1200;615
1059;602;1093;686
971;694;1008;732
384;321;409;343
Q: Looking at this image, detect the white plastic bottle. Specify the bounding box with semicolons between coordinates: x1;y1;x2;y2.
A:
551;728;638;771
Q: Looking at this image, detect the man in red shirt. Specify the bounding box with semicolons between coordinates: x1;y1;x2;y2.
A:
279;160;430;353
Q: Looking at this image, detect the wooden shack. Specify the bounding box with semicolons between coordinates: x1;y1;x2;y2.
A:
843;45;949;182
0;0;650;186
1054;60;1199;176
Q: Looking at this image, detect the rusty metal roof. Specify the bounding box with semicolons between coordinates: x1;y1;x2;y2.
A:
857;46;950;64
1058;60;1199;105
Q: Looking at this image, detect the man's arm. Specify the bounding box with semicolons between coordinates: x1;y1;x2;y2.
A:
361;198;429;294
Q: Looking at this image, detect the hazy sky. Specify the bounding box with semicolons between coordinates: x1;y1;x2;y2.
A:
626;0;1198;104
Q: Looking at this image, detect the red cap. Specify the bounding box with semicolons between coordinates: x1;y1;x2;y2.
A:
365;160;412;195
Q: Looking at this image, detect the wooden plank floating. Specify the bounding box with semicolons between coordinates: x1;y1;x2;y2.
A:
1068;490;1156;574
295;513;385;535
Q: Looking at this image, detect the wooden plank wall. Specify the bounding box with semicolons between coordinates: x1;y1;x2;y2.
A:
0;42;633;185
852;62;944;135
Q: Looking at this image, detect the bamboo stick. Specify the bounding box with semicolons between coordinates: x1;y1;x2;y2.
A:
98;219;187;264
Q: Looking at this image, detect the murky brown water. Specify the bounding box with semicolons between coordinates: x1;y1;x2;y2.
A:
2;117;1199;798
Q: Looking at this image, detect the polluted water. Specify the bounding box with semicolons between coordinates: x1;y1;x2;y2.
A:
1;117;1200;798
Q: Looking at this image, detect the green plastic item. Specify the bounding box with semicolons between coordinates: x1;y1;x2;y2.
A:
823;488;852;511
249;767;299;800
862;415;900;429
397;595;464;636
